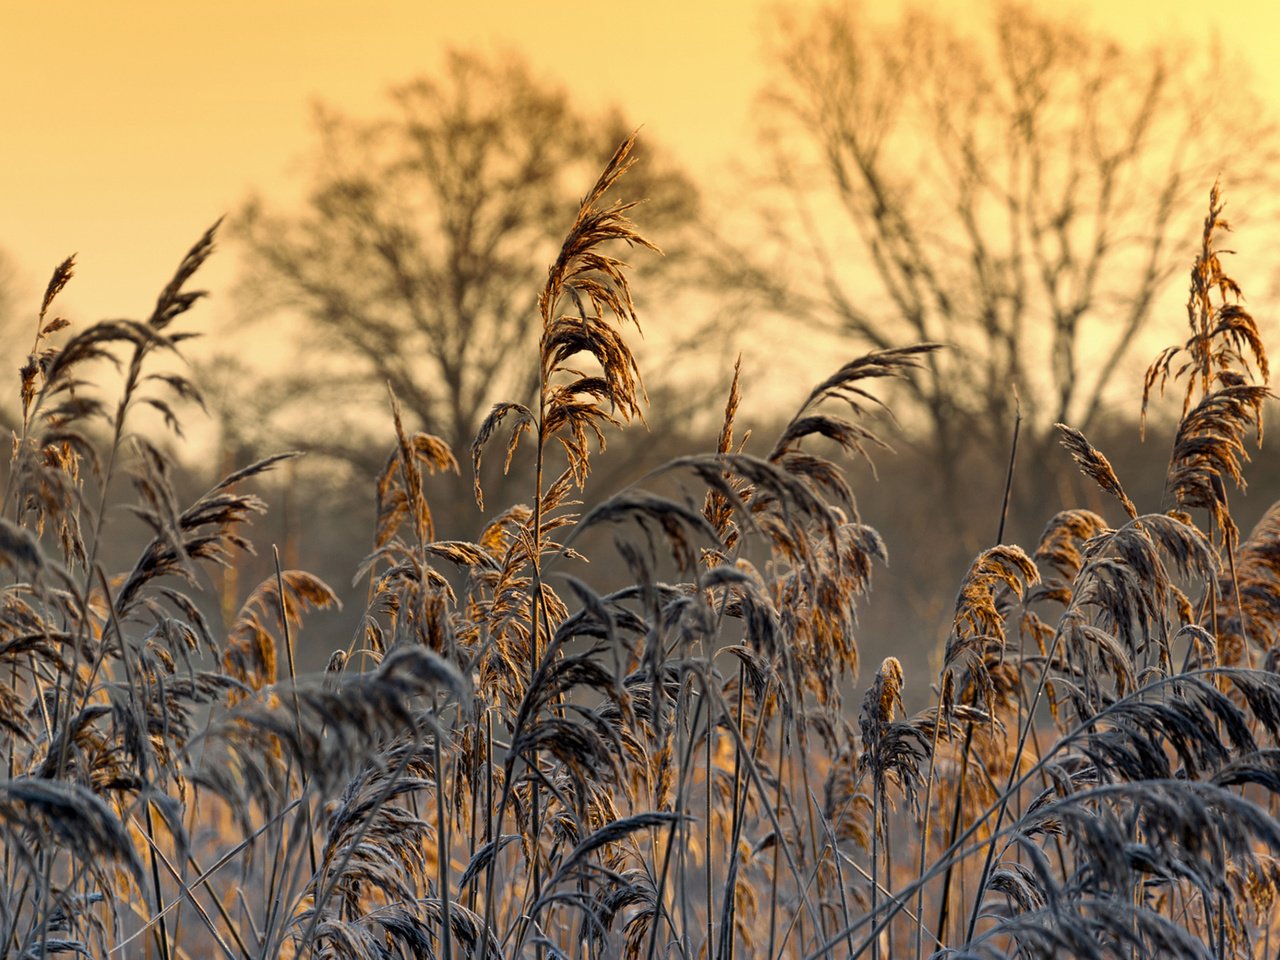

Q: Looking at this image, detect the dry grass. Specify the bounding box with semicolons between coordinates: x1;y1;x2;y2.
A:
3;141;1280;960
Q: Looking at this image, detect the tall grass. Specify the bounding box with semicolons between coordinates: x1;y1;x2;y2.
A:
3;140;1280;960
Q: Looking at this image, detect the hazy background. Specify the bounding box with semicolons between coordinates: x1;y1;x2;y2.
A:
5;0;1279;319
5;0;1280;690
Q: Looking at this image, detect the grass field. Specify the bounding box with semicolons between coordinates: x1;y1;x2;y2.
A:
3;135;1280;959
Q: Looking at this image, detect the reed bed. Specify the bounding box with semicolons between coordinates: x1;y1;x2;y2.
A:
3;139;1280;959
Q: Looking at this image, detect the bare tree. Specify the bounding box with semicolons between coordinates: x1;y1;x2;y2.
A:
758;2;1278;488
235;50;707;470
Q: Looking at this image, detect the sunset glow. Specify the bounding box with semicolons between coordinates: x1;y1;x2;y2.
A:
4;0;1279;329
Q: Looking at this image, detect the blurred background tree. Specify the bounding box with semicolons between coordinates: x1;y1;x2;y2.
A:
179;9;1280;679
756;2;1278;500
202;52;733;643
4;5;1280;688
231;50;716;480
729;1;1280;672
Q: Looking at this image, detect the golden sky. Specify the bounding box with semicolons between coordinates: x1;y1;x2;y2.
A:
3;0;1280;332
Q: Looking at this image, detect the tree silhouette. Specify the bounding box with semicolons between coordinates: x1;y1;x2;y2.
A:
757;2;1278;494
235;50;707;473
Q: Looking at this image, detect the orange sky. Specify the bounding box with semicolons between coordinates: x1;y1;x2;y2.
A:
3;0;1280;338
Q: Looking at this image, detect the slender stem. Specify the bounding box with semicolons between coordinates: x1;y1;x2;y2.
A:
914;705;946;960
433;698;454;960
130;816;243;960
109;798;304;955
705;681;713;957
717;663;748;960
96;567;171;960
996;390;1021;545
869;775;879;960
765;735;785;960
936;392;1020;944
273;547;316;881
645;669;709;960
